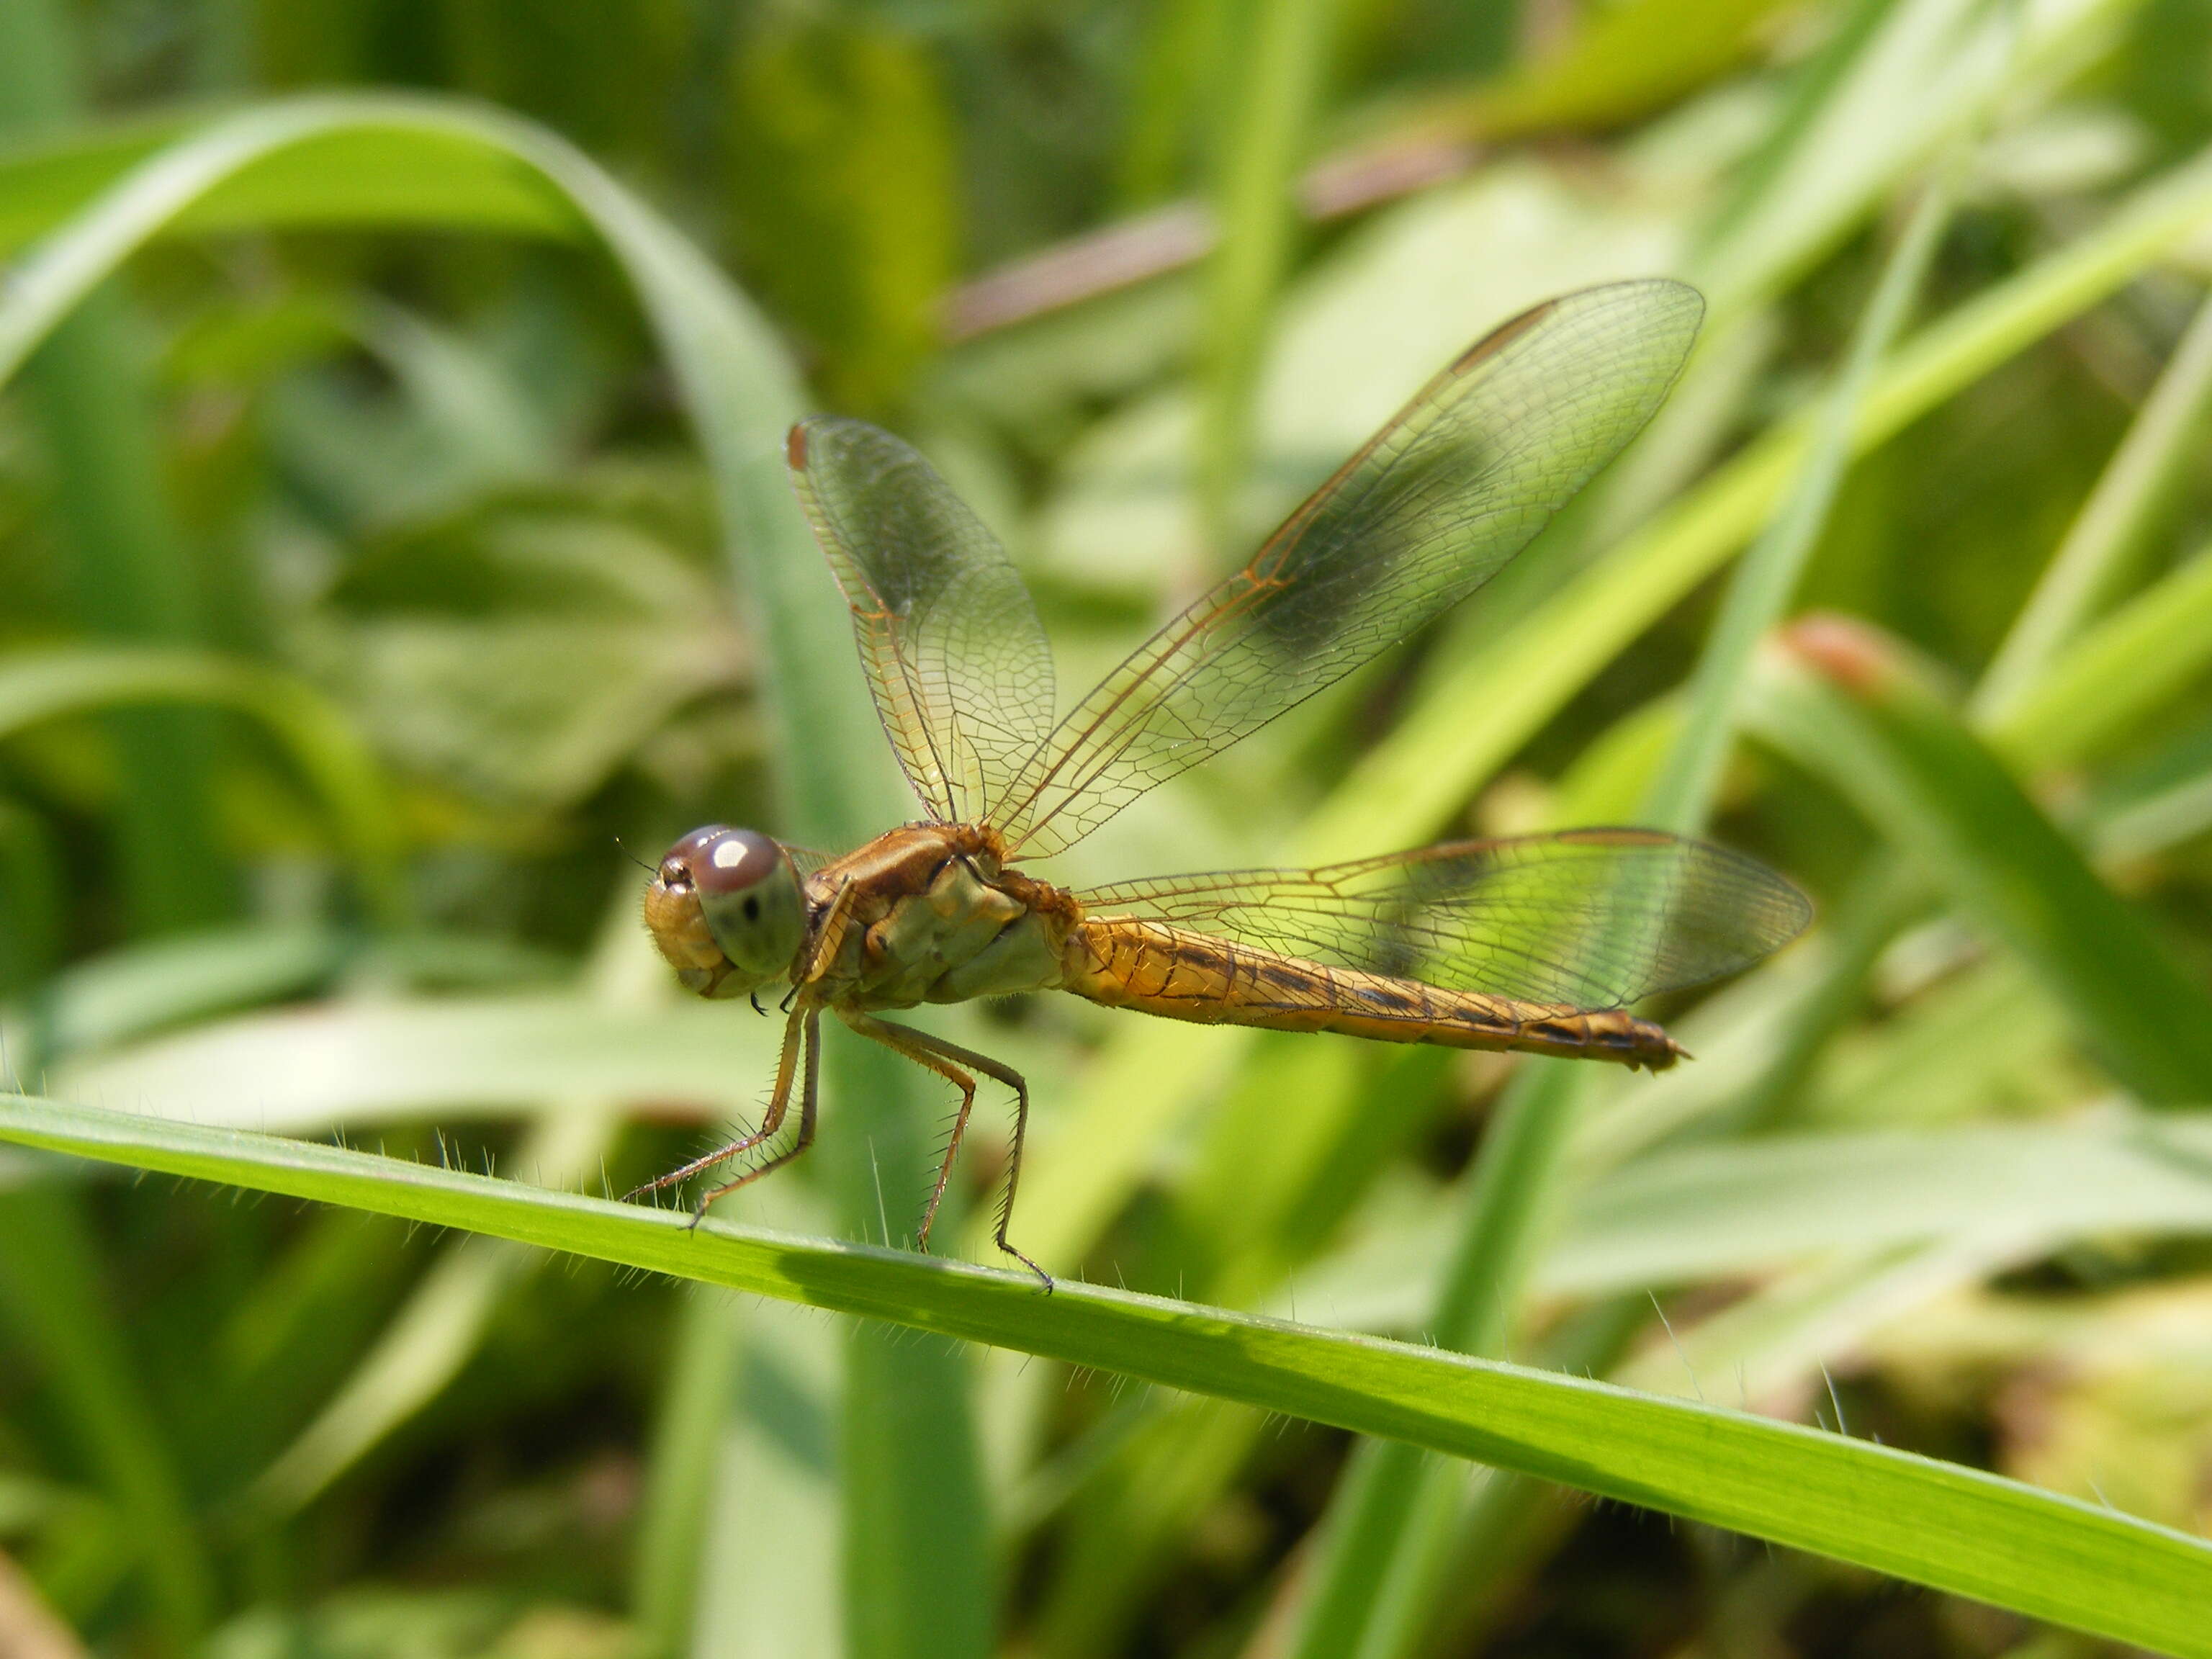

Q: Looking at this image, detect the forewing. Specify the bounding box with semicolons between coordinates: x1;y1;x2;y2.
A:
989;279;1704;858
781;844;835;878
788;418;1056;824
1072;830;1809;1008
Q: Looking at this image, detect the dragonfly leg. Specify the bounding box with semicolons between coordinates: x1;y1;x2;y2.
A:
624;1000;809;1203
691;1006;822;1220
837;1010;974;1255
797;877;860;984
837;1010;1051;1292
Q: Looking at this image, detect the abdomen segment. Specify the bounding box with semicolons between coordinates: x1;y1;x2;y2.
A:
1061;918;1681;1071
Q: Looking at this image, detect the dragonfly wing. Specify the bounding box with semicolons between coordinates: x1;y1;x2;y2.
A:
986;279;1702;859
780;843;836;878
1071;830;1809;1007
788;418;1056;824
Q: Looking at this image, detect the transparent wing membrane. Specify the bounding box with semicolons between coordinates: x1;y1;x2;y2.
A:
1073;830;1810;1009
781;844;835;878
986;279;1704;858
788;418;1056;824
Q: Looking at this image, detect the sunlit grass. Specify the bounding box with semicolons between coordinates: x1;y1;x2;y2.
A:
3;0;2212;1655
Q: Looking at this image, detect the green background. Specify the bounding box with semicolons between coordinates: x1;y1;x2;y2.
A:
4;1;2212;1655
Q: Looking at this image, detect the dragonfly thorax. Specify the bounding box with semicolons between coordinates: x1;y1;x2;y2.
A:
804;823;1074;1011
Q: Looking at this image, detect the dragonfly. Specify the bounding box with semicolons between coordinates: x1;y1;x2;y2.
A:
635;278;1809;1285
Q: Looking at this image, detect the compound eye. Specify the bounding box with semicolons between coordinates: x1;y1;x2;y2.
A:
663;826;782;896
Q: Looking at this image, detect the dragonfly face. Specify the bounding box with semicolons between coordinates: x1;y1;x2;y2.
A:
643;824;806;999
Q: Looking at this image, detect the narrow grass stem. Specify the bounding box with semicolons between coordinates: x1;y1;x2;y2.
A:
1287;155;1962;1659
0;1185;215;1652
1645;166;1957;835
0;801;60;1003
1974;286;2212;723
1197;0;1341;555
1285;1057;1586;1659
631;1289;742;1659
0;0;232;935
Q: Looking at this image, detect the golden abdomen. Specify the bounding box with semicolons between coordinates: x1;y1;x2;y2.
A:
1060;917;1681;1071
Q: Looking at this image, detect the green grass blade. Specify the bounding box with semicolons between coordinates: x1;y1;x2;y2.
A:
1647;164;1955;834
633;1291;742;1659
1197;0;1341;550
0;799;60;1003
40;925;377;1058
1282;1058;1583;1659
695;1279;847;1659
1031;1394;1263;1658
0;1;232;938
1323;1130;2156;1336
1114;0;1234;208
0;1184;214;1650
1732;853;1928;1131
0;646;405;927
1022;1046;1421;1652
1990;543;2212;770
2094;735;2212;862
1299;143;2212;865
995;140;2212;1308
841;1315;993;1659
0;94;991;1649
1691;0;2136;309
53;992;775;1130
13;300;233;937
2;1096;2211;1655
239;909;724;1558
247;1107;619;1514
1285;160;1956;1659
0;109;583;257
1608;1238;2027;1404
1754;623;2212;1103
1976;292;2212;721
724;21;958;416
1743;364;2212;1130
1553;1114;2212;1295
1451;0;1791;139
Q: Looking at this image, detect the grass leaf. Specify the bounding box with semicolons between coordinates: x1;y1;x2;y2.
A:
1;1094;2210;1655
1755;621;2212;1103
1975;293;2212;720
0;646;403;926
0;89;988;1647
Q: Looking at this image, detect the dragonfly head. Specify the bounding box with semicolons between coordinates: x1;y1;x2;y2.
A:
643;825;806;999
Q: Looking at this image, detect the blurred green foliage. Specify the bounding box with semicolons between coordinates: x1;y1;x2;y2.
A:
725;18;956;414
3;0;2212;1656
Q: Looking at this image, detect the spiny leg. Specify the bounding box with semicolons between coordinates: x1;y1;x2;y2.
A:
624;1000;808;1202
836;1010;976;1255
838;1010;1049;1291
990;1043;1040;1290
693;1007;822;1215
